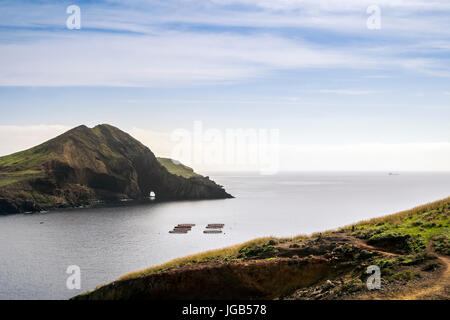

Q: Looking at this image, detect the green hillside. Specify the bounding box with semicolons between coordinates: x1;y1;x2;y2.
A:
157;157;201;179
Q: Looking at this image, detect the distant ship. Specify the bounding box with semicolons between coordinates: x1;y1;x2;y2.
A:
388;172;400;176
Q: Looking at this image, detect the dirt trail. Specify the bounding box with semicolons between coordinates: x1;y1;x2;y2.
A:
394;237;450;300
276;233;400;258
356;237;450;300
298;234;450;300
381;255;450;300
351;237;400;257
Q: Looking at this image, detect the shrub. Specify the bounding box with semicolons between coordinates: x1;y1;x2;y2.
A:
390;270;417;281
342;279;364;293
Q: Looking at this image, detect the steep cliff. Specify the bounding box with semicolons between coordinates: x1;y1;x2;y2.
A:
0;124;232;214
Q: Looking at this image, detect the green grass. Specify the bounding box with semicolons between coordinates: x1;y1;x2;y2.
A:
0;145;51;185
388;269;419;281
433;235;450;255
0;170;43;187
157;157;201;179
347;198;450;253
30;191;61;207
0;148;48;170
342;278;364;293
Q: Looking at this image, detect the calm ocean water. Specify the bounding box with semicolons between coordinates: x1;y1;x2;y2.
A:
0;172;449;300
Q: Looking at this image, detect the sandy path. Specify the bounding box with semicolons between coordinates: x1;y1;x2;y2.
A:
331;234;449;300
393;255;450;300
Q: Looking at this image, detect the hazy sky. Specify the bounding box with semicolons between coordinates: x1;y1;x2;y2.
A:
0;0;449;172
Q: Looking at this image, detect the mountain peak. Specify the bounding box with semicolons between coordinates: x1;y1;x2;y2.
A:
67;124;90;133
0;125;232;214
64;124;120;135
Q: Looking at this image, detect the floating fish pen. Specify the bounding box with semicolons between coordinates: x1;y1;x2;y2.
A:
174;227;191;230
203;230;223;234
206;224;225;229
169;229;188;234
173;228;192;232
169;223;196;234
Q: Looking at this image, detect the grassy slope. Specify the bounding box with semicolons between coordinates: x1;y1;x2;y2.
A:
156;157;201;179
0;170;43;187
0;147;49;187
118;197;449;282
345;197;450;255
0;149;199;188
0;147;48;170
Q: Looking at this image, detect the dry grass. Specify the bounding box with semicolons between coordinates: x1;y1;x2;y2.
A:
119;237;278;280
280;234;309;243
346;197;450;228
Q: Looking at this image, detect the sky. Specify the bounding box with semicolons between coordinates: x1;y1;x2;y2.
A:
0;0;449;172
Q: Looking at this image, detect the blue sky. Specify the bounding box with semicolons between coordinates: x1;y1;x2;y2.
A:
0;0;449;171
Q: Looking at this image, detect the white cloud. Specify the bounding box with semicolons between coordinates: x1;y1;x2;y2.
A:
0;32;381;87
280;142;450;171
127;127;175;157
210;0;450;11
128;127;450;172
1;0;450;86
2;29;448;87
1;125;449;172
316;89;382;95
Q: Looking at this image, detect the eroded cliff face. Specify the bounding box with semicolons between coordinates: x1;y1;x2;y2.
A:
0;124;232;214
73;257;335;300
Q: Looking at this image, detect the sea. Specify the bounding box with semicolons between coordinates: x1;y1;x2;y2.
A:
0;172;449;299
